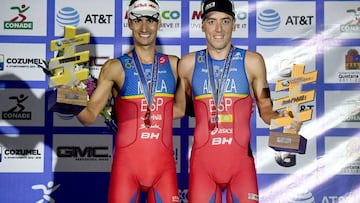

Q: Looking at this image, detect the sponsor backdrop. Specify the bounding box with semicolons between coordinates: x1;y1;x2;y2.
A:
0;0;359;202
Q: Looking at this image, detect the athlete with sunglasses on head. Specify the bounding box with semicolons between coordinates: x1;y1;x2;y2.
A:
77;0;180;202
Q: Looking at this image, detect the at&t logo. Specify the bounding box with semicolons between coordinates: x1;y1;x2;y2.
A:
258;9;281;32
56;7;80;28
289;190;315;203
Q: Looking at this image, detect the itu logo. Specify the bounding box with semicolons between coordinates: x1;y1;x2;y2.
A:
56;7;80;28
258;9;281;32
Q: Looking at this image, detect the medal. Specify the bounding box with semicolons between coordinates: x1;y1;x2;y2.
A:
132;50;159;128
206;46;234;131
144;107;151;128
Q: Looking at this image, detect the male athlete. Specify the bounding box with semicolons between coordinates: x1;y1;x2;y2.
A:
174;0;301;202
77;0;179;202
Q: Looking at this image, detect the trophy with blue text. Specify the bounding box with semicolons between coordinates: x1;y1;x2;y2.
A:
43;26;90;115
268;64;317;154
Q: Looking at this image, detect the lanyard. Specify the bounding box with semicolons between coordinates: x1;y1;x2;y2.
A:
132;49;159;108
132;49;159;127
206;46;234;130
206;46;234;109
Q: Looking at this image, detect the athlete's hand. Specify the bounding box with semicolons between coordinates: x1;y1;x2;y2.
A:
279;110;303;134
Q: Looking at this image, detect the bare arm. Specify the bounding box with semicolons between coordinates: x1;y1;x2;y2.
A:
173;53;195;119
168;55;179;81
77;58;123;126
245;51;279;124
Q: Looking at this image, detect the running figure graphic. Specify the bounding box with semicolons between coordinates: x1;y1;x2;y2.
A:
7;94;28;112
346;7;360;25
32;181;61;203
10;4;30;22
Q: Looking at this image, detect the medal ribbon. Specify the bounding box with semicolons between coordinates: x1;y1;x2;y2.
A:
132;49;159;113
206;46;234;111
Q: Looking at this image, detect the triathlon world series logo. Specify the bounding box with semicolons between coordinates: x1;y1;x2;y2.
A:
4;4;33;30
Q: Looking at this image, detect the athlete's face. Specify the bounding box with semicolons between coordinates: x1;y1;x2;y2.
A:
202;12;235;51
129;16;160;47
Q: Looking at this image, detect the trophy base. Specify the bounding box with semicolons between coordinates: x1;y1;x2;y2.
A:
48;88;88;115
268;131;307;154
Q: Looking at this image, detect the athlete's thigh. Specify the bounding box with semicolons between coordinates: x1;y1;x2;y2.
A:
148;167;179;203
188;168;218;203
108;164;139;203
228;165;259;203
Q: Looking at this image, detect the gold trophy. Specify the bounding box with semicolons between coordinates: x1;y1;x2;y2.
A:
46;26;90;115
268;64;317;154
